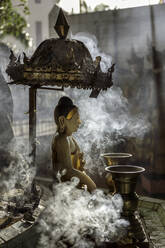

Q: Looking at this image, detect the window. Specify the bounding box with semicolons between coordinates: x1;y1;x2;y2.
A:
35;0;41;3
35;21;42;47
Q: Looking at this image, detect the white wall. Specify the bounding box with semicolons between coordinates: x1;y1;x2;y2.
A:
1;0;58;53
28;0;57;49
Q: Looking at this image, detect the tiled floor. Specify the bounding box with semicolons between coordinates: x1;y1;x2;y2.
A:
139;196;165;248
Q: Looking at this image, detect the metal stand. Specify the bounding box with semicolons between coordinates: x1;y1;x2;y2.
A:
29;86;37;166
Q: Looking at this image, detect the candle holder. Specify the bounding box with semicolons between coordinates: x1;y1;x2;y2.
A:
106;165;147;243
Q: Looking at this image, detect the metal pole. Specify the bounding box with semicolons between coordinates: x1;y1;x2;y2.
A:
29;86;37;167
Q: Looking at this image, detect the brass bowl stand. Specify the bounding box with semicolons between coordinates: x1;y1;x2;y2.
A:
101;153;132;193
106;165;147;244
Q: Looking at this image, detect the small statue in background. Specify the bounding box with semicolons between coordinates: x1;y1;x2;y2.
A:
52;96;96;192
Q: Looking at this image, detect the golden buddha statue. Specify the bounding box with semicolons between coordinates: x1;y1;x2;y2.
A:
52;96;96;192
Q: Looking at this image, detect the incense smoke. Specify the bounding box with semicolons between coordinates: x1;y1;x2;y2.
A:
72;32;112;72
0;58;36;196
58;33;151;173
0;144;36;195
37;178;129;248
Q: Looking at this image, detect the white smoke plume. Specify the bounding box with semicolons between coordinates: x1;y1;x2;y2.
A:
0;49;36;196
0;138;37;216
72;32;112;72
61;33;151;173
37;178;129;248
0;146;36;194
73;85;150;149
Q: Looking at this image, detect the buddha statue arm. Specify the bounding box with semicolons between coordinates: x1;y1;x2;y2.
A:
54;135;96;192
72;137;86;171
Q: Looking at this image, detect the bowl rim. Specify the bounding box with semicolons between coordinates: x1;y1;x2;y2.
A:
101;153;132;158
105;165;145;174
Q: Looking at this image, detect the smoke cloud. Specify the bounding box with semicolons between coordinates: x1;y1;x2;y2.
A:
37;178;129;248
72;32;112;72
56;33;151;173
0;142;36;196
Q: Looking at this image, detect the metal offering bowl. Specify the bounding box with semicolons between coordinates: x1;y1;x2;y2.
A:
101;153;132;166
101;153;132;192
106;165;145;215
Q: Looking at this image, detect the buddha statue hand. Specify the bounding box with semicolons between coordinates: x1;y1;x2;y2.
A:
78;152;86;171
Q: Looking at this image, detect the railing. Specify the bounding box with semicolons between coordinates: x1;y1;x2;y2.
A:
13;119;56;137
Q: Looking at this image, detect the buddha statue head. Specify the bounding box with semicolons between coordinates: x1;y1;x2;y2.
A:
54;96;81;136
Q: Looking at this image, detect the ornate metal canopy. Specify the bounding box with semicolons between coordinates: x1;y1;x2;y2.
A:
6;8;114;98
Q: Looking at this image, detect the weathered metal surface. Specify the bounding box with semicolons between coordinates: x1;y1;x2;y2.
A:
6;38;114;92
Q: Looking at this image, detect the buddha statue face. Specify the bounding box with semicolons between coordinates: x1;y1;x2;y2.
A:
54;96;82;136
58;107;81;136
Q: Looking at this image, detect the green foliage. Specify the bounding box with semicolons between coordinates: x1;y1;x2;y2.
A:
94;3;109;12
0;0;30;47
80;0;91;13
79;1;109;13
